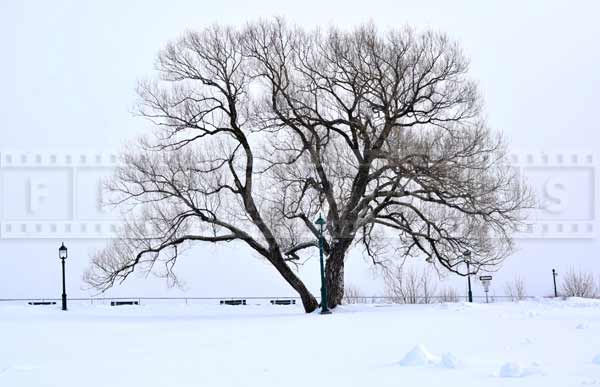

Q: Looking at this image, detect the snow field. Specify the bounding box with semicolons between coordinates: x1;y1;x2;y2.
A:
1;298;600;386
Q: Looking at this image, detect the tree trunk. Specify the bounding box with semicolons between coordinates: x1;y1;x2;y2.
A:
272;258;319;313
325;248;346;308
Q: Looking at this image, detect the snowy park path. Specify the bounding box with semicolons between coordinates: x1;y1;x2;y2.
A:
1;298;600;386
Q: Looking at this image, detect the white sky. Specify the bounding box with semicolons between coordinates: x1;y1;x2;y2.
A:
1;0;599;300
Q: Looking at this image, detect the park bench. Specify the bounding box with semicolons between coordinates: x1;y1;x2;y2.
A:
220;299;246;306
110;300;139;306
28;301;56;306
270;299;296;305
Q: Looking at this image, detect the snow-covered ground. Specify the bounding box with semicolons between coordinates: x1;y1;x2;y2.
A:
1;298;600;386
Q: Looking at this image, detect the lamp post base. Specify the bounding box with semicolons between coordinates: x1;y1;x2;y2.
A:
320;309;332;315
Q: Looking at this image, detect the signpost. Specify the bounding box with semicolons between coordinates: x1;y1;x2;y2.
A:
479;275;493;303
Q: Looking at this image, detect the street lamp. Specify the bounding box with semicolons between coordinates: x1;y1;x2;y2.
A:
59;242;68;311
552;269;558;297
463;250;473;303
315;214;331;314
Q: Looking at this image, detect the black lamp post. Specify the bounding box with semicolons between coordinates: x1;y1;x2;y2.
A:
464;250;473;303
552;269;558;297
59;242;68;311
315;215;331;314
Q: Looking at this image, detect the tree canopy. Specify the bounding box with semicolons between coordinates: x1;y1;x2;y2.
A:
85;19;531;312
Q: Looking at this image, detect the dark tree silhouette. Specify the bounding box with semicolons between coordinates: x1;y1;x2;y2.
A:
85;19;531;312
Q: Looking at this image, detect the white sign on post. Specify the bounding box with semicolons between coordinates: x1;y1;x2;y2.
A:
479;275;493;302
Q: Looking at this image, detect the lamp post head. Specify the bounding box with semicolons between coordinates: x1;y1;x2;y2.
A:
59;242;68;260
315;215;326;226
463;250;471;261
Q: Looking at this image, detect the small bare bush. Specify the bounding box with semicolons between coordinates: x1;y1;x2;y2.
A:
385;266;438;304
438;287;459;303
561;268;599;298
343;284;369;304
504;276;527;301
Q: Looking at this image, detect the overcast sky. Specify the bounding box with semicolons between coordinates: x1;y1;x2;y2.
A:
1;0;599;300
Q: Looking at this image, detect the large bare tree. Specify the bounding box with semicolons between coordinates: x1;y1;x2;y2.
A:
85;19;531;313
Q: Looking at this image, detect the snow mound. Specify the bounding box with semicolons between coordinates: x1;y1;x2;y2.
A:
499;362;523;377
521;337;534;345
592;354;600;365
399;346;462;369
440;352;462;369
582;378;600;385
399;345;440;366
499;362;544;377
